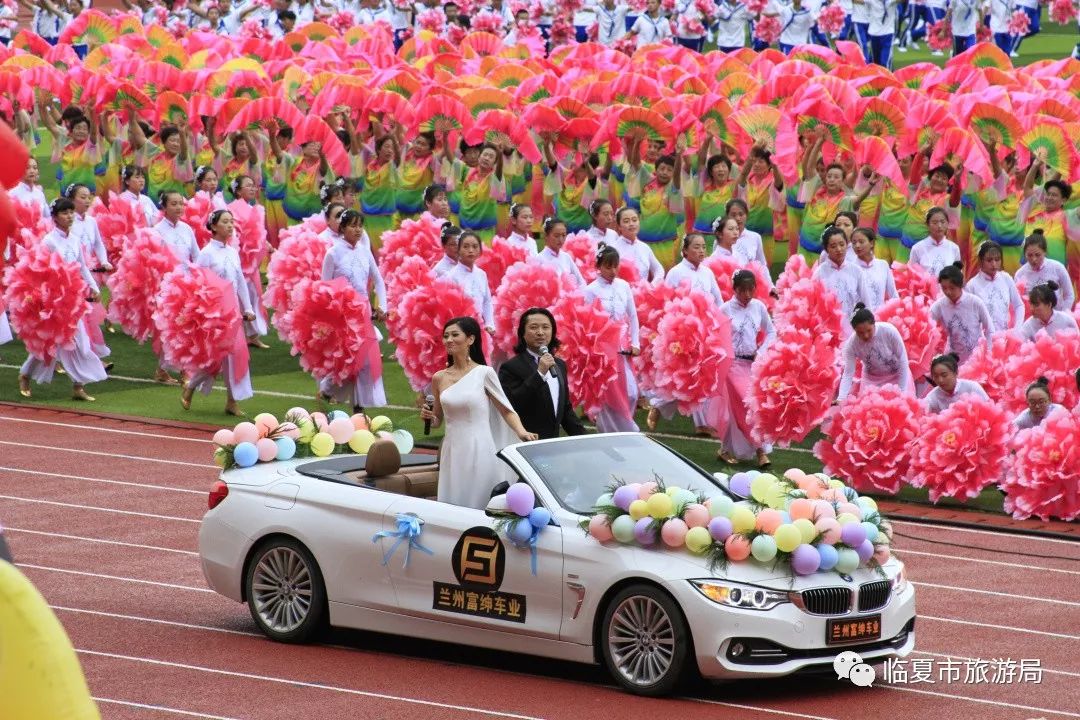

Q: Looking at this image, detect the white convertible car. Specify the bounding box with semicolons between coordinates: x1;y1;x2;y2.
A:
199;433;916;695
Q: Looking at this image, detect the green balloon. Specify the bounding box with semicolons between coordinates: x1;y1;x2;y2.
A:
835;548;860;574
751;534;778;562
611;515;636;543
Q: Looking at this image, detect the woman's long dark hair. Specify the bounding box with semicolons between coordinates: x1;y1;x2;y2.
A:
444;316;486;367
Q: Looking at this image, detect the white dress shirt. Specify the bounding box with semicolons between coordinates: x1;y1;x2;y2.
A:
722;298;776;358
72;212;108;267
909;236;962;280
433;255;457;278
929;291;994;363
196;239;254;315
950;0;980;36
321;235;387;310
154;218;200;265
596;4;628;44
448;263;494;328
837;321;912;399
923;379;989;414
530;247;586;288
119;190;159;226
715;0;751;47
665;258;725;306
9;183;48;214
526;348;561;417
965;271;1025;333
608;233;665;282
1014;259;1075;310
855;256;898;310
587;225;620;246
584;276;640;347
631;11;673;45
1019;311;1080;341
865;0;897;36
505;232;539;257
777;2;815;46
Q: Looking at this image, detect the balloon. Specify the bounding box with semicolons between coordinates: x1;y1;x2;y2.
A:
751;534;778;562
812;500;836;519
212;429;234;446
588;515;613;542
860;521;879;544
708;516;733;541
369;415;393;433
233;442;258;467
637;481;658;499
348;429;376;454
297;419;315;443
724;534;751;561
750;474;776;503
791;544;821;575
214;447;228;468
709;495;734;518
784;468;807;482
596;492;614;507
837;512;860;526
672;488;697;507
660;518;688;548
628;499;649;521
764;485;789;510
755;508;783;534
351;413;370;430
816;542;839;571
729;505;756;534
728;472;752;498
633;517;656;545
327;410;350;422
528;507;551;529
232;422;259;445
391;429;414;455
277;422;299;440
254;413;278;435
788;498;814;521
837;502;863;520
508;518;533;544
274;436;296;461
793;517;818;544
873;544;891;565
646;491;674;519
612;486;638;511
506;482;536;516
840;522;867;547
285;407;309;420
377;431;393;440
310;412;328;431
815;517;842;544
858;496;879;513
856;539;875;564
843;486;859;502
665;485;683;497
310;432;335;457
328;418;355;444
827;478;845;489
685;526;712;554
611;514;636;543
835;547;860;574
773;524;801;553
683;503;710;528
256;438;278;462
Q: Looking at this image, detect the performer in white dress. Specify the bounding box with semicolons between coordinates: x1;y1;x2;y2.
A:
585;199;620;246
930;262;994;363
909;206;962;280
529;218;586;288
420;316;536;509
17;198;107;401
1013;378;1065;431
965;241;1025;332
316;202;346;244
851;227;898;310
433;224;461;278
118;165;160;225
813;227;875;340
1019;282;1080;340
9;158;49;215
1014;230;1075;310
505;203;539;256
70;183;112;358
154;191;200;264
923;352;989;413
837;304;913;400
608;207;664;282
447;232;495;333
584;244;641;433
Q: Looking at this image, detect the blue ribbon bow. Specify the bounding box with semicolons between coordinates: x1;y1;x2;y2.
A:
372;513;433;569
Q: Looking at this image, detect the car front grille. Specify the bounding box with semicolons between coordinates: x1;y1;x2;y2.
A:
801;587;852;615
858;580;891;612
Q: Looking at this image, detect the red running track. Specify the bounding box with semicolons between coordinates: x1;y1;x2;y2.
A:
1;405;1078;720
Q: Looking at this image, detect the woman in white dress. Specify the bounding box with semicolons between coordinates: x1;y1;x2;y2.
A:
1014;230;1074;310
421;316;537;509
813;226;875;340
505;203;539;256
586;199;619;246
965;241;1024;333
118;165;160;226
1019;282;1080;340
1013;377;1065;431
837;303;912;400
923;352;989;414
851;227;898;310
433;224;461;278
447;232;495;334
529;217;586;287
930;262;993;364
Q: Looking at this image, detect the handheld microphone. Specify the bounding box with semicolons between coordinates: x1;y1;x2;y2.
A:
423;394;435;435
538;345;553;377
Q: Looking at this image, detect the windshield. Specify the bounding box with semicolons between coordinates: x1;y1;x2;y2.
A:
516;434;732;514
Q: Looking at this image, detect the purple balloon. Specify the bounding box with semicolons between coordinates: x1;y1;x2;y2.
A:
791;544;821;576
708;516;733;542
506;483;536;517
633;517;656;545
840;522;867;548
728;473;752;498
612;486;638;512
855;539;875;564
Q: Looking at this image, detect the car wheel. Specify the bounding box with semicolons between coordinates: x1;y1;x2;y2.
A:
600;584;693;696
245;537;327;643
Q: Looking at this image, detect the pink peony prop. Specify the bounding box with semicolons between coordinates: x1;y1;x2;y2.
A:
647;291;734;413
286;277;378;385
772;275;844;351
9;197;50;255
742;0;768;12
563;231;599;284
1015;280;1032;319
386;255;435;309
926;19;952;52
875;295;944;383
390;278;485;391
228;200;268;278
377;213;443;282
961;331;1026;405
1007;9;1030;35
3;242;88;364
1003;330;1080;413
1002;408;1080;522
891;261;938;302
908;395;1011;503
476;237;529;295
813;385;923;494
263;230;331;340
817;2;847;35
183;192;215;248
153;266;242;376
552;291;626;419
106;228;179;343
703;254;741;298
631;279;680;394
1050;0;1078;25
91;192;146;266
748;328;839;447
753;15;781;44
774;253;812;296
492;262;576;356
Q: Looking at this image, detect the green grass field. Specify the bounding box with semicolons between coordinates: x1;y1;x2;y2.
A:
892;11;1077;68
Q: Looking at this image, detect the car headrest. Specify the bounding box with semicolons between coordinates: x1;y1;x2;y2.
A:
365;439;401;477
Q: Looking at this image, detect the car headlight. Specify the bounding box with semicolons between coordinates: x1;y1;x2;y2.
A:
890;562;909;595
690;580;791;611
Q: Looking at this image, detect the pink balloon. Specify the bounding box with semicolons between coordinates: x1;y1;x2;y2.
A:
254;413;278;435
813;500;836;519
873;544;891;565
683;503;710;529
377;431;393;439
286;407;309;420
755;508;783;534
837;502;863;520
637;481;658;500
783;468;807;482
588;515;613;542
724;534;751;561
660;518;688;548
328;418;355;444
232;422;259;445
212;429;234;446
310;412;328;431
256;438;278;462
350;413;369;430
625;483;642;498
277;422;299;440
788;498;815;521
815;518;842;545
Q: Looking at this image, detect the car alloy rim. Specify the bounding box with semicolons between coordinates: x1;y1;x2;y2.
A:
607;595;676;686
252;547;313;633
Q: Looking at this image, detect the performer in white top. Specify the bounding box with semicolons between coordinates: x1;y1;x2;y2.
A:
965;241;1025;332
117;165;160;226
813;227;875;340
908;207;962;280
584;245;640;433
609;207;664;282
837;304;912;400
1013;378;1064;431
726;199;771;272
1019;282;1079;340
930;262;994;363
923;353;989;414
595;0;628;44
629;0;673;46
447;232;495;332
67;184;110;272
1015;230;1075;309
769;0;816;52
505;204;539;256
851;227;898;310
586;199;620;246
433;224;460;278
714;0;752;51
18;198;107;402
664;234;724;306
317;209;388;413
316;202;346;245
9;159;49;214
154;191;200;264
529;218;586;288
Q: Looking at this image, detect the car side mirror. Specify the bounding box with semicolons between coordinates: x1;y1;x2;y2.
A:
485;494;509;516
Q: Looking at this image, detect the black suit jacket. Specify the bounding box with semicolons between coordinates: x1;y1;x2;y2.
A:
498;352;588;440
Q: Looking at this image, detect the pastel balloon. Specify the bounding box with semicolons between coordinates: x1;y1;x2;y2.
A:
873;544;891;565
860;521;879;544
628;499;649;521
588;515;613;542
646;491;675;519
297;419;315;442
328;418;356;444
835;548;860;574
637;481;658;499
310;412;328;431
728;473;752;498
276;422;299;440
274;436;296;460
827;479;845;490
788;498;814;521
660;518;688;548
391;429;415;455
256;438;278;462
783;468;807;482
611;514;636;543
528;507;551;529
233;442;258;468
793;518;817;544
665;485;683;498
285;407;309;420
840;522;867;547
369;415;393;433
812;500;836;519
837;512;861;526
254;413;278;434
815;518;842;544
508;518;533;545
348;429;375;454
755;508;784;534
709;495;734;518
791;544;821;576
376;431;393;440
232;422;259;445
633;517;657;545
856;539;875;564
708;516;733;542
673;488;697;507
612;486;638;511
327;410;350;422
309;432;335;457
506;483;536;517
683;503;711;529
764;485;789;510
214;447;228;468
729;505;756;534
773;524;801;553
625;483;642;498
350;413;370;430
212;429;235;446
724;534;752;561
858;496;879;513
837;502;863;520
596;493;614;507
751;534;778;562
685;526;712;554
750;474;776;503
816;542;839;571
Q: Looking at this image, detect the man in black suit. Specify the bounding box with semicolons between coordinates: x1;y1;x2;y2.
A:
498;307;588;440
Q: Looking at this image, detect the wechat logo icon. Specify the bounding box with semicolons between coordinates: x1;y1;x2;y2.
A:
834;651;876;687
